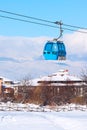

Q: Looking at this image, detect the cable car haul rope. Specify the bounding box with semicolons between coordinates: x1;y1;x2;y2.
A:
0;9;87;60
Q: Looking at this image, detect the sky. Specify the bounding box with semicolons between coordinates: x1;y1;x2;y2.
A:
0;0;87;80
0;0;87;37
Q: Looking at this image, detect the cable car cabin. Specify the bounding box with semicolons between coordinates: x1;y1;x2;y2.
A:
43;41;66;60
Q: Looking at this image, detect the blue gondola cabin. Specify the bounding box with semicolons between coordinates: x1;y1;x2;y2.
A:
43;41;66;60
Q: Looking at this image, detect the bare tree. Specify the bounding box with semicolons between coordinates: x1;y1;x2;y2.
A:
39;81;54;106
81;68;87;105
20;75;32;87
16;75;33;103
80;67;87;81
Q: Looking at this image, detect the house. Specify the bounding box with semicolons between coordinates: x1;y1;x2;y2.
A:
32;69;84;86
0;76;14;95
31;69;87;99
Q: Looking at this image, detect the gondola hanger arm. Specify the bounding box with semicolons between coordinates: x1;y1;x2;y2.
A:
53;21;63;41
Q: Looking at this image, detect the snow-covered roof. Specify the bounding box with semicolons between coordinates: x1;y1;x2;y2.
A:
31;69;82;86
0;76;14;88
0;76;13;82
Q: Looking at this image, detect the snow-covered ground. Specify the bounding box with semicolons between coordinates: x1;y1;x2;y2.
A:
0;102;87;130
0;111;87;130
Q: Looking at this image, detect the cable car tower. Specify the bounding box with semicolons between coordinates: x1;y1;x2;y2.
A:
43;21;66;60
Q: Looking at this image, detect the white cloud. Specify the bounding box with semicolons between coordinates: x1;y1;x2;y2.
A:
0;32;87;60
63;30;87;56
0;33;87;80
0;36;48;60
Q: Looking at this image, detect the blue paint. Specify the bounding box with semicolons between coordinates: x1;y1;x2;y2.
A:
43;41;66;60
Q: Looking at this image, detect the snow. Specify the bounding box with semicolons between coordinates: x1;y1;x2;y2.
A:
0;111;87;130
0;31;87;129
31;69;82;86
0;102;87;130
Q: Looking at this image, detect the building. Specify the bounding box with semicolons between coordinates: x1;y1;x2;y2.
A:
31;70;87;102
0;76;14;95
32;69;83;86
